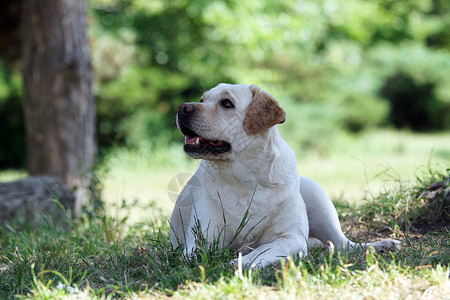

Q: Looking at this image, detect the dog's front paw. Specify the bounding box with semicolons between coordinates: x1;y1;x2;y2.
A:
229;253;257;269
371;239;401;252
182;244;197;260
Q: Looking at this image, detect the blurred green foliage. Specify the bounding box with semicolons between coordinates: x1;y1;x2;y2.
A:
0;0;449;167
0;62;24;168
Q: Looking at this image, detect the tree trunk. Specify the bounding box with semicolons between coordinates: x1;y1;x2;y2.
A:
22;0;96;217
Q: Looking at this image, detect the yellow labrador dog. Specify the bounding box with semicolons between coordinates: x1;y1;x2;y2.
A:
170;83;400;267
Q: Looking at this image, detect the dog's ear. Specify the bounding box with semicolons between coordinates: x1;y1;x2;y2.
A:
243;84;286;135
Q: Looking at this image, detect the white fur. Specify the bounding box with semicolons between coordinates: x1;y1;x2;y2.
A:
170;83;400;268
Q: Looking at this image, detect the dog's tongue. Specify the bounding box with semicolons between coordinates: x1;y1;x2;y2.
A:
185;135;224;146
185;135;209;144
185;135;198;144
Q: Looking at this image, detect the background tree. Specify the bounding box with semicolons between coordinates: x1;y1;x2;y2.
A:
22;0;96;216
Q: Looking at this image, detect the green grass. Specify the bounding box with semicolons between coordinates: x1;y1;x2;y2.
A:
2;130;447;215
0;130;449;298
297;130;450;203
0;165;449;299
98;129;450;217
0;169;26;182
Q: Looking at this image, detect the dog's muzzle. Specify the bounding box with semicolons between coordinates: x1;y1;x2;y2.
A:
177;103;231;158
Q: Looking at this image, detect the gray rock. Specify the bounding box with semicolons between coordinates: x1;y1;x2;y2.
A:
0;176;75;227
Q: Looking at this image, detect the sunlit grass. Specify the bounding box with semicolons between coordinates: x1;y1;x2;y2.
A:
99;142;198;218
1;130;447;221
299;130;450;203
101;130;450;219
0;169;27;182
170;262;449;299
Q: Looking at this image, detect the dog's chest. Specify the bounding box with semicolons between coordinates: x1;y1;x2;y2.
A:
203;181;283;247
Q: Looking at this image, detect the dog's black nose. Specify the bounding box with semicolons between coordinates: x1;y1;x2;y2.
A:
178;103;195;114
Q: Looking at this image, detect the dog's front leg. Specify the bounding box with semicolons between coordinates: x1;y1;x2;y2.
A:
182;230;196;256
182;212;223;256
232;236;308;268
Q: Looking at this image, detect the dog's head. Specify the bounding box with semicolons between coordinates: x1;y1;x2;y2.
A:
176;83;286;160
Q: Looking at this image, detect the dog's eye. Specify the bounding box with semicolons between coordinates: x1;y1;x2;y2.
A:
221;99;234;109
199;97;204;103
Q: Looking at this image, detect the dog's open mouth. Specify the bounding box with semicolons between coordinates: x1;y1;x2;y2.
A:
180;125;231;156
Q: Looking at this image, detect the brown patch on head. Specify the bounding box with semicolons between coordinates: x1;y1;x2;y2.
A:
243;85;286;135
